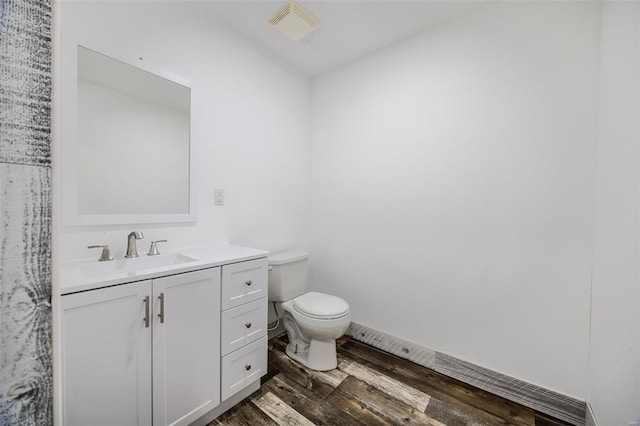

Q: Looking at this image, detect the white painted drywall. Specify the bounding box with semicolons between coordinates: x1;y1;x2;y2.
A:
57;2;310;261
589;1;640;424
309;1;600;398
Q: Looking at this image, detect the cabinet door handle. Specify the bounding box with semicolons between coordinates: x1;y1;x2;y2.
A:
244;364;252;371
158;293;165;324
143;296;150;328
245;280;252;286
245;322;252;328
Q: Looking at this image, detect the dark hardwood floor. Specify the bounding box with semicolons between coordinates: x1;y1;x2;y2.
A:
212;335;575;426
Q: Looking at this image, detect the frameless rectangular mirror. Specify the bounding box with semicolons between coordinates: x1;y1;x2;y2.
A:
61;41;196;226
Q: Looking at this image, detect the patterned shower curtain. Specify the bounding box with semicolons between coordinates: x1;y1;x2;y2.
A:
0;0;53;424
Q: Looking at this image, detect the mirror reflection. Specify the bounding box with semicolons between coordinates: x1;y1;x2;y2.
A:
76;46;190;216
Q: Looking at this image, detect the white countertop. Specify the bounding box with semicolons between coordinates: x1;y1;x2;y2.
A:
60;244;269;295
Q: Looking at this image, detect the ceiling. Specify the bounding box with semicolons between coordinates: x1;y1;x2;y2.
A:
199;1;483;76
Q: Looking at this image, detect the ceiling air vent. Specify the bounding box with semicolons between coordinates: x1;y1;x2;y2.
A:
268;1;320;41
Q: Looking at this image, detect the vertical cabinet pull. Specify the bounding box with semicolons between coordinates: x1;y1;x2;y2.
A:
158;293;165;324
143;296;150;328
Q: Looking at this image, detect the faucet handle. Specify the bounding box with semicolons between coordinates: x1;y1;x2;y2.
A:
148;240;167;256
88;245;114;262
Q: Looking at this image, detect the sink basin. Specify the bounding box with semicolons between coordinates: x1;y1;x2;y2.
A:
80;253;199;277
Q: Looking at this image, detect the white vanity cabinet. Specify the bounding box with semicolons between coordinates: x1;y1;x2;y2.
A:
60;246;270;426
220;258;268;401
61;267;221;426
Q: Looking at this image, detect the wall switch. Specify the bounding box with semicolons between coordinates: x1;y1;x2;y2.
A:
214;189;224;206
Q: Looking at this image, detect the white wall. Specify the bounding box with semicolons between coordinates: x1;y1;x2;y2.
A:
310;1;600;399
589;1;640;424
57;1;310;262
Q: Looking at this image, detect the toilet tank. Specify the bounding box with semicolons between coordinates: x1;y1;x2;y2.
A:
268;251;309;301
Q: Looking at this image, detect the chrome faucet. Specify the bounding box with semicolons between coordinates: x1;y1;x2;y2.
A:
125;231;144;258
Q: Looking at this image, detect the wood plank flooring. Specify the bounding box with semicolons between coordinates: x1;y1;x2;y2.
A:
211;336;575;426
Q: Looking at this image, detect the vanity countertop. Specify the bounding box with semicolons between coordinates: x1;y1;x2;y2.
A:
60;244;269;295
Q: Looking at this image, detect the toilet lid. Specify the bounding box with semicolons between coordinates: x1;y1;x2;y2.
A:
293;292;350;319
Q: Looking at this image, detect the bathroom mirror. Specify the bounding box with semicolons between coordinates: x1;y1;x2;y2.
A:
60;42;196;226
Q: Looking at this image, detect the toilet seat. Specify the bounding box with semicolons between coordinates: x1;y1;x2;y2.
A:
293;292;350;320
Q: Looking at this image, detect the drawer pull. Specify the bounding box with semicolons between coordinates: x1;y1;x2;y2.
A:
245;322;252;328
158;293;165;324
143;296;150;328
245;364;252;371
245;280;252;286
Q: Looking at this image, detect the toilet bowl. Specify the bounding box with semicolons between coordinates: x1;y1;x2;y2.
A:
268;251;351;371
280;292;351;371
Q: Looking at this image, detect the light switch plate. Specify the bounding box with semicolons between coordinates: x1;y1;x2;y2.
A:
214;188;224;206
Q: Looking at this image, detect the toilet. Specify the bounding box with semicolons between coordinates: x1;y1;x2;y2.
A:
268;251;351;371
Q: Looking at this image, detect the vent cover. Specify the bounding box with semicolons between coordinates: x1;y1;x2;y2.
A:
268;1;320;41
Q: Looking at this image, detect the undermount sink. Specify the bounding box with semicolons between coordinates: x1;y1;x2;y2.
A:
80;253;199;277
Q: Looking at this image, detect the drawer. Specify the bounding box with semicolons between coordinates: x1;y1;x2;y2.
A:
221;336;267;401
221;298;268;356
221;258;268;310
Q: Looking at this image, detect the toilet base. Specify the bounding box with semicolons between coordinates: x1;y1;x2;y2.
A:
285;338;338;371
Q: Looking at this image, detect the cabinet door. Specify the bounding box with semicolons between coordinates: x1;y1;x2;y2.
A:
61;281;152;426
152;268;221;426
